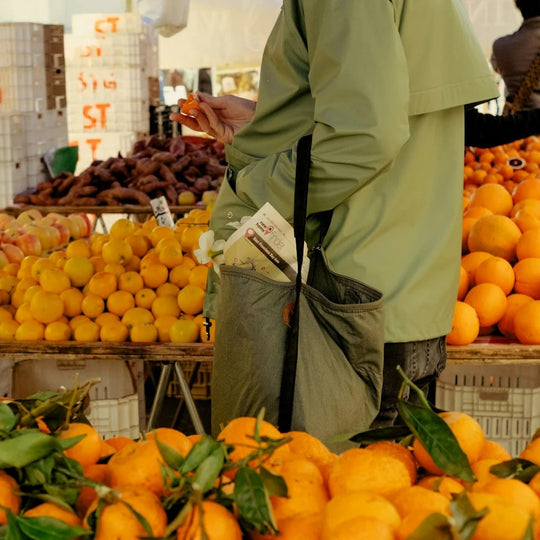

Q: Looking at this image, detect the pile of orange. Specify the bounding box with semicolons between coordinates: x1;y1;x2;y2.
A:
450;136;540;345
0;208;215;344
4;412;540;540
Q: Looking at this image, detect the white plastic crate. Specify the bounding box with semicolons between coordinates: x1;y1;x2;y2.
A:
436;363;540;456
71;13;145;36
0;161;28;207
11;358;139;401
87;394;140;439
69;130;137;173
66;66;148;103
64;33;146;68
0;23;44;67
67;99;148;133
0;66;46;113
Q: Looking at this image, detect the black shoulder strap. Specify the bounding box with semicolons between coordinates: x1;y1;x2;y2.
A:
278;134;312;432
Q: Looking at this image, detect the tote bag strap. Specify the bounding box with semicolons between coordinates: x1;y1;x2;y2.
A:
278;134;312;431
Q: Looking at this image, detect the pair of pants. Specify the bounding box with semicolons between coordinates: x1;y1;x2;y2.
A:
370;336;447;428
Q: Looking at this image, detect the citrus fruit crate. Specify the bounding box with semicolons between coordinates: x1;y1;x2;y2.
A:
87;393;140;439
436;362;540;456
166;359;212;400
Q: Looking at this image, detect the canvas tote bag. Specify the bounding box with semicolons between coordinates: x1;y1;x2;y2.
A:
211;135;385;451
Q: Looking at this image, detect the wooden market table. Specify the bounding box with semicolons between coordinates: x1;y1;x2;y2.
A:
447;340;540;365
0;342;214;435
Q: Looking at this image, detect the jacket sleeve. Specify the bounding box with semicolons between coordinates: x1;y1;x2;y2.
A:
235;0;410;219
465;107;540;148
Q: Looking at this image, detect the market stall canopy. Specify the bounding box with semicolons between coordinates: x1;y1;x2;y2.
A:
158;0;282;69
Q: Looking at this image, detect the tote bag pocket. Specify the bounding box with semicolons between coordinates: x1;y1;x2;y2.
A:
211;251;384;452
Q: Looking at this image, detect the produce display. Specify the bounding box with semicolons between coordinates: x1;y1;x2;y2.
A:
1;375;539;540
0;208;214;344
450;136;540;346
12;135;226;208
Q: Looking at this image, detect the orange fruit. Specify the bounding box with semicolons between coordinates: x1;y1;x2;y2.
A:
478;439;512;462
497;293;535;339
391;485;450;519
103;262;125;278
365;440;418;484
121;306;155;329
154;315;179;342
189;265;209;290
0;470;21;524
140;262;169;288
412;410;485;475
39;267;71;294
75;462;107;517
44;321;72;341
471;458;507;487
23;502;81;527
81;294;105;318
169;318;200;343
149;225;176;247
321;491;401;538
88;255;106;272
198;316;216;344
469;183;514;216
467;214;522;262
474;255;515;295
101;237;133;265
73;320;100;342
30;290;64;324
134;287;157;309
65;238;91;259
69;314;92;331
328;446;412;498
457;265;469;300
118;271;144;294
106;437;191;497
177;284;205;315
63;256;94;288
100;319;129;342
57;422;103;467
87;271;117;299
60;287;84;317
512;177;540;203
516;227;540;260
416;475;465;499
86;485;167;540
126;233;151;258
284;430;337;484
461;251;493;286
106;290;135;317
473;477;540;519
95;312;120;327
217;417;286;472
520;437;540;466
158;243;184;269
510;198;540;219
156;282;180;297
513;258;540;298
252;514;322;540
266;455;328;522
130;322;158;343
175;500;242;540
464;283;507;327
109;218;136;239
169;264;192;288
14;302;33;324
151;294;181;319
446;300;480;346
514;300;540;344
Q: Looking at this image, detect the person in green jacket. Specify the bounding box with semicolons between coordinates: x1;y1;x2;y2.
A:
171;0;499;431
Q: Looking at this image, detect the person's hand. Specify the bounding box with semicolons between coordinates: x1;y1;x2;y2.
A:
170;92;256;144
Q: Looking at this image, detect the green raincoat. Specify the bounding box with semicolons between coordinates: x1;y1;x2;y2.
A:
207;0;498;343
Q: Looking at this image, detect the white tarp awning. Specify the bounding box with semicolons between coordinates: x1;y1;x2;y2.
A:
158;0;282;69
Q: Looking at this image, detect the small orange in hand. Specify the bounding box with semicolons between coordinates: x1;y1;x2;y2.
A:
180;92;203;116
